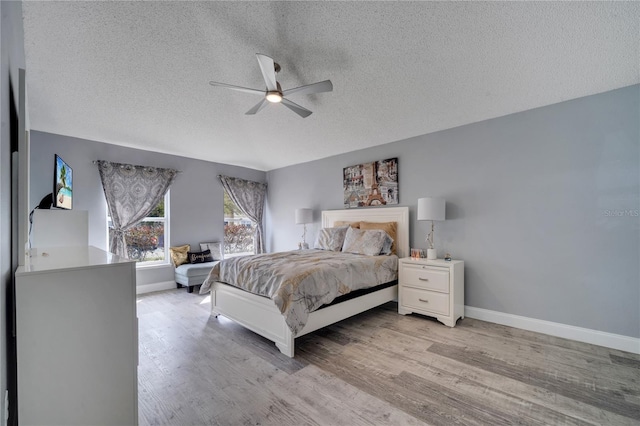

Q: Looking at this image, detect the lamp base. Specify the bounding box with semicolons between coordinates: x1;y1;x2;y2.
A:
427;249;437;260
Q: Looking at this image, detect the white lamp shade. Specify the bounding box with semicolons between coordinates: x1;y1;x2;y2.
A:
417;197;445;221
295;208;313;224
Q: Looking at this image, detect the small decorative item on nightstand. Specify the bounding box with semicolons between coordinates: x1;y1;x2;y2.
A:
398;257;464;327
410;248;426;259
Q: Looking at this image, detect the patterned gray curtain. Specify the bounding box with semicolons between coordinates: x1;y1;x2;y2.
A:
96;160;178;258
219;175;267;254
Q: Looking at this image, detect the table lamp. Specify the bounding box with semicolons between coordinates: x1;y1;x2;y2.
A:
295;208;313;249
417;197;445;260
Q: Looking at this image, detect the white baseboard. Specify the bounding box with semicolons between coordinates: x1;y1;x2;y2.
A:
136;280;176;295
465;306;640;355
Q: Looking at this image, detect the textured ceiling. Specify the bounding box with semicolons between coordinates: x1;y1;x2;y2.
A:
22;1;639;171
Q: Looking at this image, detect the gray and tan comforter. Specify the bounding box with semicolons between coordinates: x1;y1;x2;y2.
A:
200;249;398;334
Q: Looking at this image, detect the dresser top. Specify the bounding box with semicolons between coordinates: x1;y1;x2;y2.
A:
399;257;463;266
16;246;133;274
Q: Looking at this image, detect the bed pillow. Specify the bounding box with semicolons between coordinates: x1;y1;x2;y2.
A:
360;221;398;254
169;244;191;266
199;242;223;260
379;234;394;255
334;220;361;229
341;227;394;256
313;226;349;251
187;249;214;264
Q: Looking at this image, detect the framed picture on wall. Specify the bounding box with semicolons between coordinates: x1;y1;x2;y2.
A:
343;158;398;208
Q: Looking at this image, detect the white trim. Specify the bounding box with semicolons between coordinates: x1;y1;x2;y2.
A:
465;306;640;354
134;259;171;269
136;280;175;295
135;262;172;271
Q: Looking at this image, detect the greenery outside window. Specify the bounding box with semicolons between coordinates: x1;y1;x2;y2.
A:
107;191;170;265
224;190;255;256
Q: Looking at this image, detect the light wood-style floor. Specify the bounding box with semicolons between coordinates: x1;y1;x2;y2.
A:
137;289;640;425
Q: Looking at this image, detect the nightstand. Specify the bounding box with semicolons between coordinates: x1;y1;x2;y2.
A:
398;257;464;327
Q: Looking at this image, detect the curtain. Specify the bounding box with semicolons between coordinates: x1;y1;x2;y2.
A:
219;175;267;254
97;160;178;258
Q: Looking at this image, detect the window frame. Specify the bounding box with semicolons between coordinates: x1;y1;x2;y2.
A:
106;190;170;268
223;190;256;257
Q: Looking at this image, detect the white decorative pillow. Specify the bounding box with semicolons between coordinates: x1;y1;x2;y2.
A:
199;242;223;260
359;221;398;254
341;227;394;256
380;234;394;255
314;226;349;251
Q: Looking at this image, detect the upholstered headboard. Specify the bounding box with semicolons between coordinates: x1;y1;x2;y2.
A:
321;206;409;258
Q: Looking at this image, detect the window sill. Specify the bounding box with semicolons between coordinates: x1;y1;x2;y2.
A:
135;262;171;270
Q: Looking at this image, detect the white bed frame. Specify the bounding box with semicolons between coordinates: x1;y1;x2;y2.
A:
209;206;409;357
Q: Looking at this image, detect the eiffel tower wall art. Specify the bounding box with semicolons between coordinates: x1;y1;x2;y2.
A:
343;158;398;208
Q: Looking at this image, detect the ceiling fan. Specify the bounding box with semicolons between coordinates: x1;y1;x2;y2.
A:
209;53;333;118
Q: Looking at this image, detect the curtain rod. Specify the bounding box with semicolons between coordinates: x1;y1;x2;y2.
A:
92;160;181;173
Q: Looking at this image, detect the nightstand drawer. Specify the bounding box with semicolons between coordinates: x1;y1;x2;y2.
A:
402;287;450;316
401;264;450;293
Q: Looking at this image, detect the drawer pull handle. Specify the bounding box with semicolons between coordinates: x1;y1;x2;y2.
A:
418;277;429;282
419;298;429;303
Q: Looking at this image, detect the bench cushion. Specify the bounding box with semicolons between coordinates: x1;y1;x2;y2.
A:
175;261;218;278
175;261;219;289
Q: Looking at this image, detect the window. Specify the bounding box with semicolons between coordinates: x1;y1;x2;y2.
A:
107;191;170;266
223;190;255;256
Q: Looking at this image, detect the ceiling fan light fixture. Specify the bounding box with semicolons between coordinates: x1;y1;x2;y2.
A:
266;91;283;103
209;54;332;117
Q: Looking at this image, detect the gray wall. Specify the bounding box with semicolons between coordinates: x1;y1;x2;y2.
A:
29;132;265;286
266;85;640;339
1;1;26;422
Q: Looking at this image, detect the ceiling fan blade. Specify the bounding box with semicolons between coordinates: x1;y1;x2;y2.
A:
283;80;333;97
245;98;269;115
255;53;278;91
281;98;312;118
209;81;264;96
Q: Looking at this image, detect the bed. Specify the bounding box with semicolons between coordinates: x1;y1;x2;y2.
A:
200;206;409;357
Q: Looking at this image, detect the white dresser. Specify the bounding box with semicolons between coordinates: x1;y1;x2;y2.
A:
398;257;464;327
15;246;138;425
